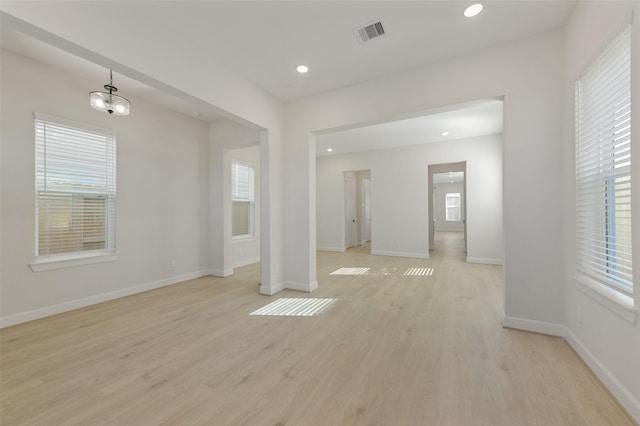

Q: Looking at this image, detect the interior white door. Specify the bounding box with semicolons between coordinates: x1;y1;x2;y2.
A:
345;173;357;249
362;178;371;243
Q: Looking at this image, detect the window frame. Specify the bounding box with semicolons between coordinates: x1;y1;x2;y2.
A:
445;192;461;222
30;113;118;271
574;22;635;314
231;161;255;239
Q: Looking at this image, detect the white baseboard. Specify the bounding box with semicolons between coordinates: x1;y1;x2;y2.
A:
232;257;260;268
0;270;210;328
502;315;639;422
466;257;503;265
371;250;429;259
317;247;346;252
564;327;640;423
284;281;318;293
207;268;234;277
501;315;565;336
260;281;285;296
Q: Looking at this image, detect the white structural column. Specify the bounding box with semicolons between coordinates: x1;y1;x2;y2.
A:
282;128;318;293
260;128;287;295
208;125;233;277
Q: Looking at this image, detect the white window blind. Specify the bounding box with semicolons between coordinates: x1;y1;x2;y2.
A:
35;113;116;259
575;24;632;297
232;162;254;237
445;193;461;222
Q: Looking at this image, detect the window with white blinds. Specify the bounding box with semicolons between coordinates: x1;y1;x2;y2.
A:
575;24;632;298
445;193;461;222
35;113;116;259
232;162;254;237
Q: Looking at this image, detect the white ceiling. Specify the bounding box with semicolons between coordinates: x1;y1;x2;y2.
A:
1;1;575;104
141;1;575;102
0;27;224;123
316;99;503;157
1;1;572;135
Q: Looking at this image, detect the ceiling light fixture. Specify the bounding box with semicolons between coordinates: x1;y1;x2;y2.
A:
296;65;309;74
327;148;333;152
90;70;130;115
464;3;484;18
441;131;449;136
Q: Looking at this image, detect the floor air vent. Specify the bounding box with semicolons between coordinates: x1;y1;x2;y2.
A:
354;20;386;43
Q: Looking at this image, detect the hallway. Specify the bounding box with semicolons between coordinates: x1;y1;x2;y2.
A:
431;230;466;261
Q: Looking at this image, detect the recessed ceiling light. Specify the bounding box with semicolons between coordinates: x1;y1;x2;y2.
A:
297;65;309;73
464;3;483;18
327;148;333;152
441;131;449;136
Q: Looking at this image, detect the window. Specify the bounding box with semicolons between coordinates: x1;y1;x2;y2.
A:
445;193;461;221
575;24;632;299
232;162;254;237
35;113;116;262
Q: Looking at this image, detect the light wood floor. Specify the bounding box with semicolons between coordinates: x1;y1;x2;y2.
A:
1;232;635;425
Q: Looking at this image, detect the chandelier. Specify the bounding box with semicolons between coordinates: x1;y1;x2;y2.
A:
90;70;130;115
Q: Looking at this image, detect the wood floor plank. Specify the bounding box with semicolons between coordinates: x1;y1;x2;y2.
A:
1;232;636;425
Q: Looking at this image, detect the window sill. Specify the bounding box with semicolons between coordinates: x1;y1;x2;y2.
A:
572;274;637;324
30;251;119;272
232;236;256;242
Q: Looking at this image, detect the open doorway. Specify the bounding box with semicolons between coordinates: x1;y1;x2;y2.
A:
344;169;371;253
428;162;466;258
315;99;502;264
361;177;371;245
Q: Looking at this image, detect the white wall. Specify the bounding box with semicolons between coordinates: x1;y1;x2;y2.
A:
229;145;261;268
561;1;640;421
0;5;286;296
316;136;502;263
434;182;464;232
0;50;211;325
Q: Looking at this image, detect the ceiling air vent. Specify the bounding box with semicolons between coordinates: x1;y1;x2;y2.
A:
354;20;386;43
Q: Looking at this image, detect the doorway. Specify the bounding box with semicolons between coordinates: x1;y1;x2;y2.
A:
428;162;467;256
361;177;371;244
344;169;371;251
345;172;357;249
